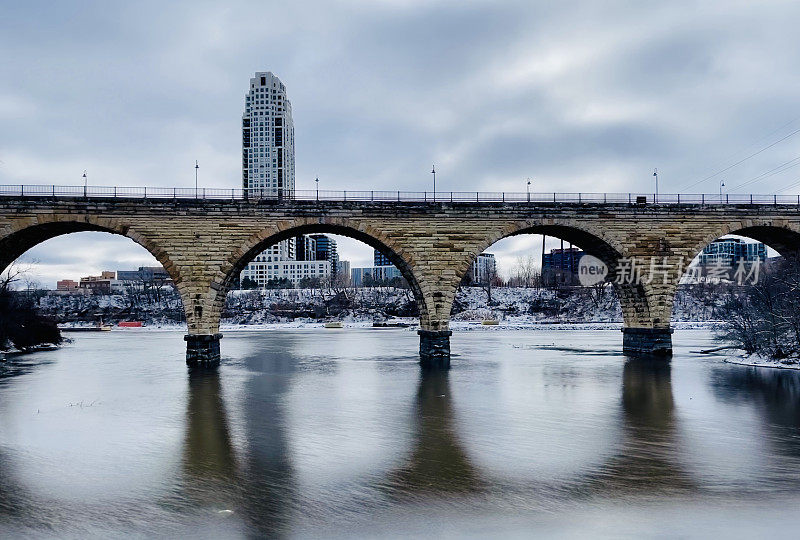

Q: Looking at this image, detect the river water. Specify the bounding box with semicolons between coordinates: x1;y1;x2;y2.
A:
1;328;800;538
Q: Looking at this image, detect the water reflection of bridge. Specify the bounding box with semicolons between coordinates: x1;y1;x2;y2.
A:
177;356;800;534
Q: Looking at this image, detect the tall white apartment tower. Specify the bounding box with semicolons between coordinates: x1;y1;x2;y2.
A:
241;72;297;278
243;71;295;197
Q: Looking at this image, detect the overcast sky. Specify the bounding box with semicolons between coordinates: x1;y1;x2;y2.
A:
2;1;799;287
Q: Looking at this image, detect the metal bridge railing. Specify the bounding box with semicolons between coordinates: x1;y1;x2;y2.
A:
1;184;799;205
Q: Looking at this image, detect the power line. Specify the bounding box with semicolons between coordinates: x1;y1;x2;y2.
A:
687;115;800;182
776;178;800;194
680;127;800;192
729;155;800;192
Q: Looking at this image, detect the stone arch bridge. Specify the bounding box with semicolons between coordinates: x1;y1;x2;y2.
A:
2;194;798;368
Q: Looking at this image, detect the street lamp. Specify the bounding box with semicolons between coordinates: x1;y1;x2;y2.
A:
315;176;319;201
527;178;531;202
720;179;725;202
431;165;436;201
83;170;87;197
653;168;658;202
195;160;199;198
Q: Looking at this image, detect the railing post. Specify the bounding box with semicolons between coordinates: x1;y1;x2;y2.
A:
144;187;147;199
628;193;631;204
726;194;729;204
371;190;374;201
476;192;479;202
450;191;453;203
702;194;704;204
397;191;400;201
604;193;606;203
52;185;55;197
775;194;777;205
232;188;234;200
344;190;347;201
20;184;24;197
578;193;581;203
115;186;117;198
677;193;680;204
750;194;753;204
83;185;87;198
502;192;505;202
554;193;556;203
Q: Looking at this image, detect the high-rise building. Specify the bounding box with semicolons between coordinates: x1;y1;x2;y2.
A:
351;266;403;287
542;247;582;286
469;253;497;285
699;238;766;268
242;71;295;197
310;234;339;274
294;235;317;261
374;249;392;266
240;71;299;285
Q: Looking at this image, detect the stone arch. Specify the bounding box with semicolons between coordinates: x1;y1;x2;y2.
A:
670;219;800;325
451;219;656;329
0;214;191;322
204;217;428;334
684;220;800;265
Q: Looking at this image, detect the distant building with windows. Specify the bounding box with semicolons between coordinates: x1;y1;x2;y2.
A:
294;235;317;261
351;266;403;287
336;260;351;281
240;71;298;282
542;247;583;286
698;238;767;268
240;259;331;287
311;234;339;274
79;271;122;294
116;266;171;284
56;279;79;292
374;249;392;267
469;253;496;285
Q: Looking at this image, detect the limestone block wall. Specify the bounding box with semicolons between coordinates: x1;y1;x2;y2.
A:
3;197;800;339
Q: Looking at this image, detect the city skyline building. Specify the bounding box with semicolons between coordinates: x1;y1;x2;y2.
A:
311;234;339;275
240;71;300;285
469;252;497;285
374;249;392;267
542;247;582;286
698;238;767;268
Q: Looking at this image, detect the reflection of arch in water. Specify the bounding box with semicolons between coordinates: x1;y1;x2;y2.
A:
382;371;483;495
709;366;800;458
577;359;695;494
182;369;239;505
236;347;298;536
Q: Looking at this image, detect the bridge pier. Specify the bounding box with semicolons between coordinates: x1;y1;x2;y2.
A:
418;329;452;369
622;327;673;357
185;333;222;367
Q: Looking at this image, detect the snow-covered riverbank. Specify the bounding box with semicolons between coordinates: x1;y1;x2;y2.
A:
724;353;800;370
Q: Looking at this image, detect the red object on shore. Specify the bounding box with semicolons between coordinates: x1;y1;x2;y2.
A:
118;321;143;328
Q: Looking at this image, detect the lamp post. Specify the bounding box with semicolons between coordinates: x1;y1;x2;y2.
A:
315;176;319;201
720;179;725;202
195;160;199;198
653;168;658;202
83;170;87;197
431;165;436;201
527;178;531;202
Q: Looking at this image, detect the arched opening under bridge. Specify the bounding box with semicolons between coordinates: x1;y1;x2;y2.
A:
447;222;664;357
191;222;430;365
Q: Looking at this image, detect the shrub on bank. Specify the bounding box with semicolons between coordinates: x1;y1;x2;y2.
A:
0;287;63;352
